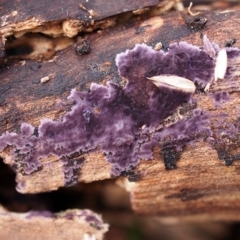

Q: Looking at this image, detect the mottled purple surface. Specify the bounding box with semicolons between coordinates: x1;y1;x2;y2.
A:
36;79;192;175
212;116;240;165
26;210;55;219
225;47;240;81
26;209;104;229
64;210;104;229
211;91;230;108
0;41;218;178
154;109;211;150
16;180;26;192
116;42;215;90
62;156;84;186
0;123;41;174
82;212;102;223
226;47;240;59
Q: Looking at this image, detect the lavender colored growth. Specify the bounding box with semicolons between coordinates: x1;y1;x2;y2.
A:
116;43;215;90
62;156;84;186
26;210;55;219
211;91;230;107
0;41;216;179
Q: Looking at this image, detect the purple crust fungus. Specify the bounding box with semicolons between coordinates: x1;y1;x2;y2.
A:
210;91;230;108
1;35;235;185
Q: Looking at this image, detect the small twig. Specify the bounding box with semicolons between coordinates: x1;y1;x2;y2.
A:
188;2;200;16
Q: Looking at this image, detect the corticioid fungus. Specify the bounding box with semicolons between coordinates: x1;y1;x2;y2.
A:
1;35;239;185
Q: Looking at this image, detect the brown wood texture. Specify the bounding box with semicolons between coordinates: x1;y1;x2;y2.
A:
132;145;240;221
0;0;176;40
0;0;159;23
0;207;108;240
1;3;240;221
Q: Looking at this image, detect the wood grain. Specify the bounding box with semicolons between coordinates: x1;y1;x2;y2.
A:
0;207;108;240
1;4;240;220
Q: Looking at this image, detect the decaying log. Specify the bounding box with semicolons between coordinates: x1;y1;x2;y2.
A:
1;0;240;223
0;2;187;194
0;206;108;240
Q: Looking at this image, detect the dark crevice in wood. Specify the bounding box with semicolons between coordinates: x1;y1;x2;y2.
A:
0;1;180;62
0;157;130;213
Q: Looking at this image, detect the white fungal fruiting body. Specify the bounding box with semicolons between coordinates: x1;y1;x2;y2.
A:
214;48;227;81
147;75;196;93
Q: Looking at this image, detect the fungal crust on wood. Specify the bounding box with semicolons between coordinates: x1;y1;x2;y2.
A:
1;7;240;221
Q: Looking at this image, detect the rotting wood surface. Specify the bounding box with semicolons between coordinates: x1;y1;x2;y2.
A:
0;0;176;40
0;0;159;24
1;2;240;222
0;207;108;240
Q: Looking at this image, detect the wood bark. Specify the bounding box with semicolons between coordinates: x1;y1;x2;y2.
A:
1;0;240;226
0;206;108;240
